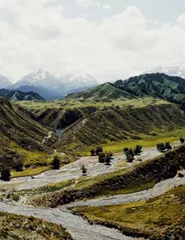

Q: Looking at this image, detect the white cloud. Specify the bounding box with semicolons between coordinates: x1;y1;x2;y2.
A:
102;4;111;10
76;0;111;10
76;0;92;8
0;2;185;82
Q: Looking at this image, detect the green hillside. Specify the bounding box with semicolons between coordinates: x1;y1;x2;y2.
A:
55;102;185;152
66;73;185;108
0;97;56;169
66;82;136;101
115;73;185;106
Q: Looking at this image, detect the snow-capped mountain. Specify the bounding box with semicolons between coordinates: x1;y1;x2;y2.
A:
13;69;64;90
0;75;11;89
56;73;98;91
148;66;185;79
9;69;98;100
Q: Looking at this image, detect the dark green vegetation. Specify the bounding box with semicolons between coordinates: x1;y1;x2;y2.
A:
73;185;185;240
115;73;185;108
0;89;44;101
31;144;185;207
52;155;61;169
0;212;72;240
67;73;185;108
1;167;11;181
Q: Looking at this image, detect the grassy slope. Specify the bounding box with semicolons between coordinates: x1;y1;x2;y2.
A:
66;82;136;101
0;212;72;240
115;73;185;106
56;102;185;155
74;185;185;239
102;128;185;153
0;98;59;177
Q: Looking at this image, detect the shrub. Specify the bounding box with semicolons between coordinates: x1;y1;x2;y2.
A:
96;146;103;155
12;194;20;202
134;145;142;155
81;165;87;176
166;142;172;150
13;159;24;172
1;168;11;181
157;143;166;152
105;152;111;166
125;148;134;162
51;155;60;170
180;138;185;144
90;149;95;156
126;153;134;163
98;152;105;163
123;147;129;153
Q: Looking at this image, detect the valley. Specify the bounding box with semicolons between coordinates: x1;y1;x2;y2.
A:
1;73;185;239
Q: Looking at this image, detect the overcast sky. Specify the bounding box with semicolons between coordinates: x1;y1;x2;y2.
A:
1;0;185;82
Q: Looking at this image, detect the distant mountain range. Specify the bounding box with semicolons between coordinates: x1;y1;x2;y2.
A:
3;69;98;100
67;73;185;108
0;89;44;101
1;67;185;101
0;75;12;89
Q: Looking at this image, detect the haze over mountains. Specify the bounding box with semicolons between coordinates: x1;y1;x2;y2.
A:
0;69;98;100
148;66;185;79
1;66;185;101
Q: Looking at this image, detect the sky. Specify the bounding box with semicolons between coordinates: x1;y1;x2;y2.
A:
1;0;185;82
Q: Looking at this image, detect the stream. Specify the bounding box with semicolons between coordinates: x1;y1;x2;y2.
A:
0;202;139;240
0;145;183;240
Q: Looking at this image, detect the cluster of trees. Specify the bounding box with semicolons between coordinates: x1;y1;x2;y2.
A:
124;145;142;162
157;142;172;152
91;146;113;165
0;167;11;181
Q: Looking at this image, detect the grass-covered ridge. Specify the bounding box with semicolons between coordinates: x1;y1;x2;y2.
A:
0;212;72;240
56;102;185;153
66;82;136;101
73;185;185;239
67;73;185;107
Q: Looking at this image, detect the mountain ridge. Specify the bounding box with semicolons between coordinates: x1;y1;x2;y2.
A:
0;89;44;101
66;73;185;107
